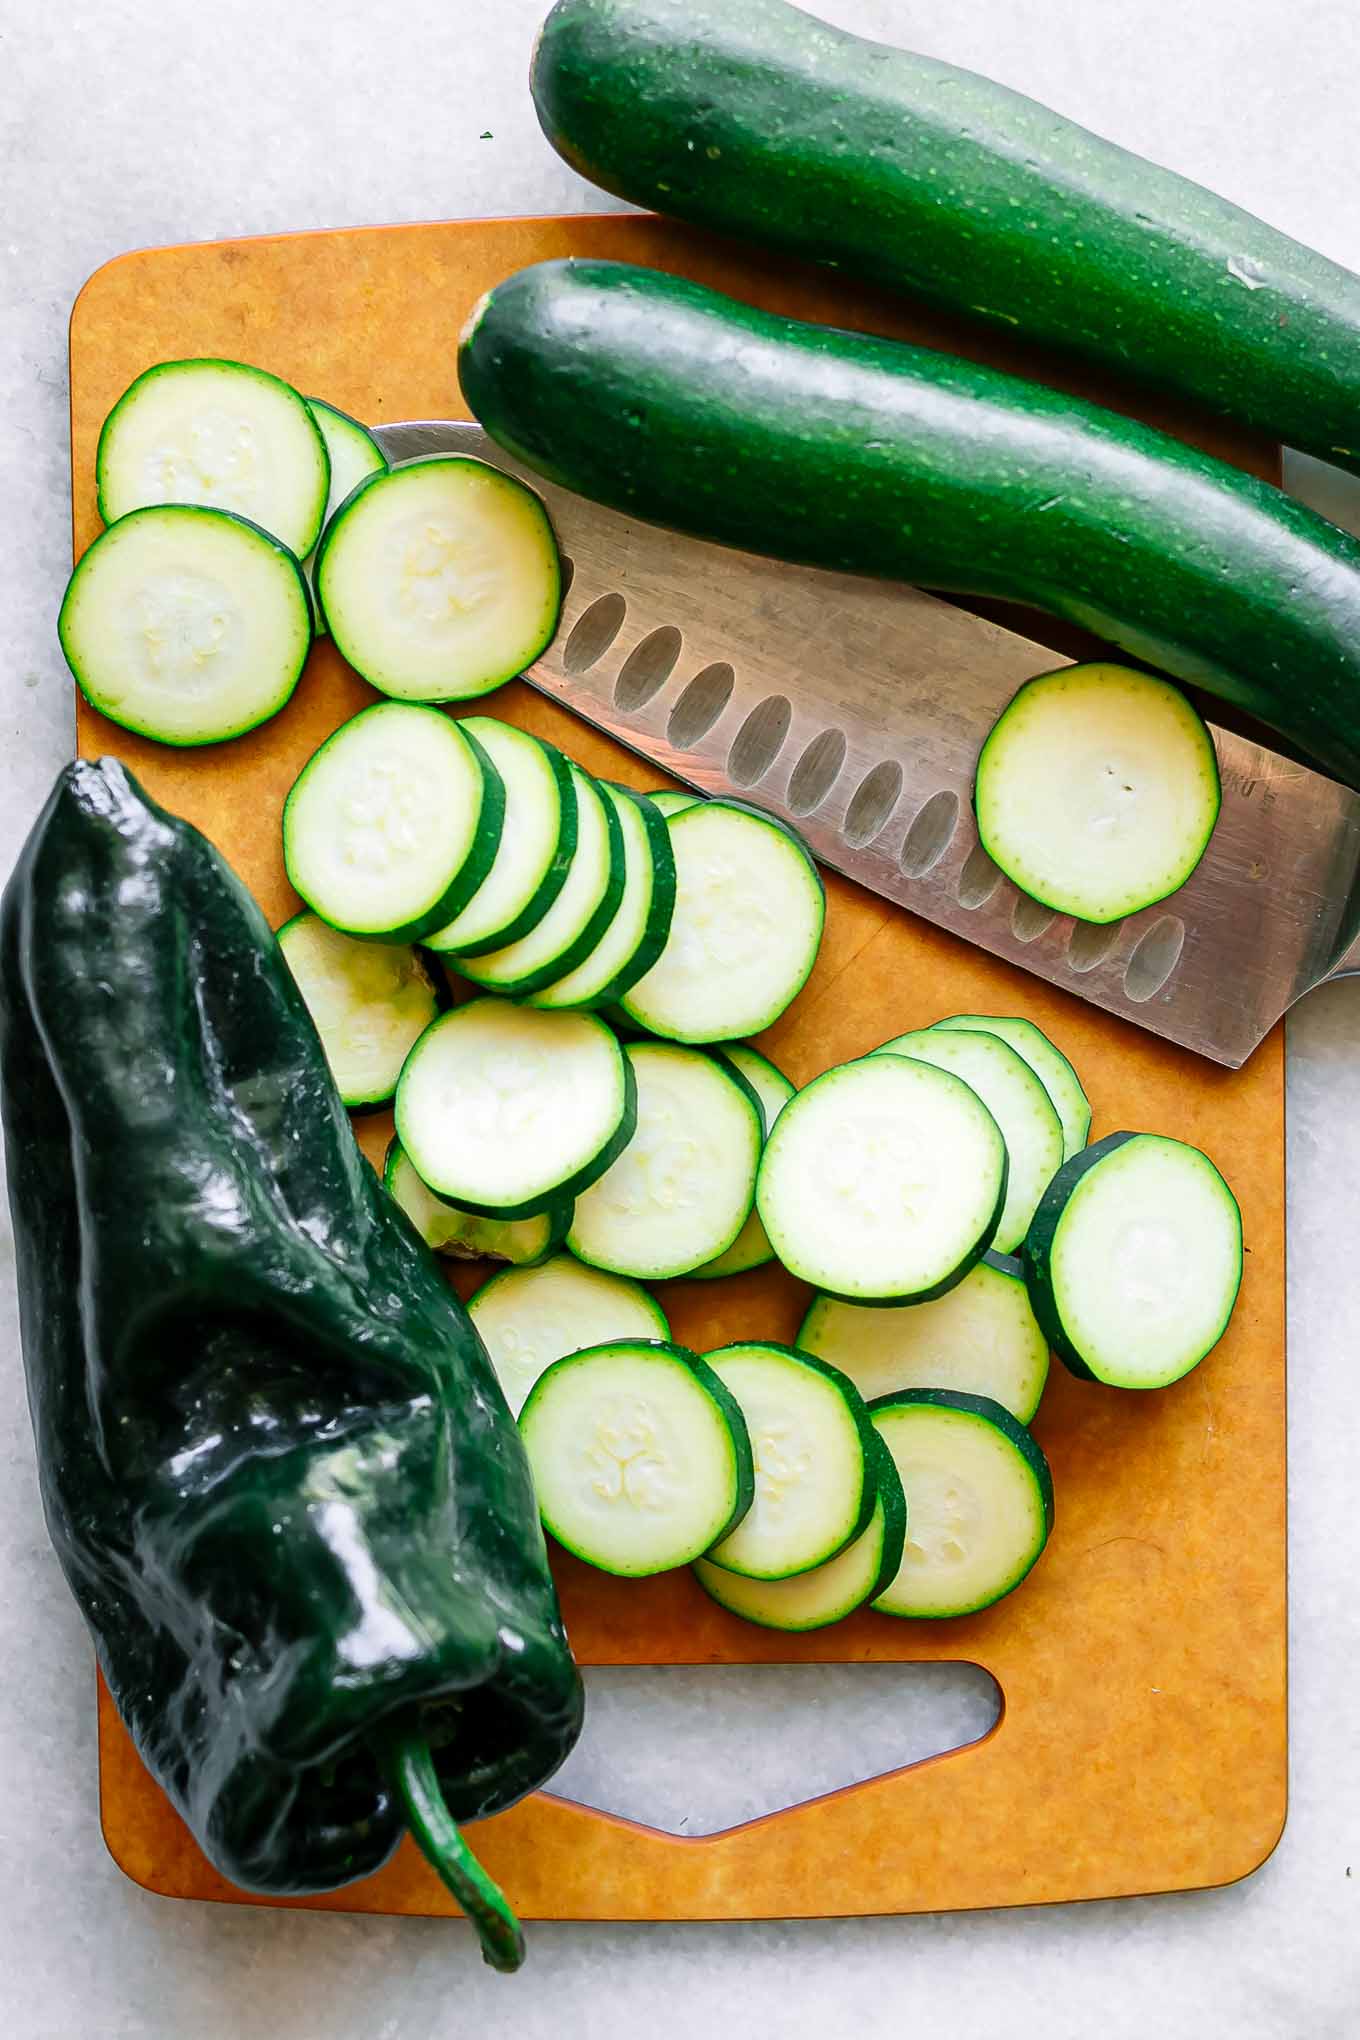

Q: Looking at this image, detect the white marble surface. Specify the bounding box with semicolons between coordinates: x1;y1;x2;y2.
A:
4;1;1360;2032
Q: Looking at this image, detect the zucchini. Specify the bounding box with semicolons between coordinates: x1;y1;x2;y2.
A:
693;1435;906;1631
520;1339;754;1576
532;0;1360;478
395;996;635;1218
460;259;1360;792
59;505;312;747
931;1016;1090;1164
277;912;441;1109
469;1253;669;1416
870;1389;1053;1618
975;666;1221;925
1023;1131;1243;1390
384;1141;571;1268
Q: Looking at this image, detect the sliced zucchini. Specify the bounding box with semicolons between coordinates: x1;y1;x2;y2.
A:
458;765;624;996
384;1141;569;1267
693;1435;906;1631
302;397;389;632
528;785;676;1009
520;1339;754;1576
566;1042;762;1279
798;1251;1050;1425
756;1053;1007;1303
96;356;331;558
425;720;578;957
874;1028;1064;1254
468;1253;669;1416
974;664;1221;924
315;457;561;702
1023;1131;1243;1389
277;911;440;1108
933;1013;1091;1162
395;995;634;1218
703;1343;877;1580
59;505;311;747
620;800;825;1042
871;1389;1053;1618
282;702;505;940
692;1045;796;1279
646;788;701;817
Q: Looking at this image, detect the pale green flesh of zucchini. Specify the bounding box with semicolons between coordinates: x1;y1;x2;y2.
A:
458;765;616;991
872;1404;1048;1617
302;398;388;631
975;664;1221;925
1045;1135;1242;1387
567;1044;760;1279
385;1146;564;1268
799;1256;1049;1425
622;803;823;1041
277;913;438;1107
693;1046;796;1279
396;998;628;1213
528;785;669;1009
521;1342;747;1575
97;356;331;557
694;1495;889;1630
468;1254;667;1417
756;1054;1006;1301
283;703;490;938
316;457;560;702
875;1029;1064;1254
704;1345;869;1580
932;1013;1090;1162
60;505;310;746
425;720;571;955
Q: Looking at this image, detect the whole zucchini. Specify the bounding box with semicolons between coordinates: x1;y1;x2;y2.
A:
532;0;1360;475
459;259;1360;791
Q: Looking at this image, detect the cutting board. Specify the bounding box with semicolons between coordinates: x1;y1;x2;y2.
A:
70;212;1286;1922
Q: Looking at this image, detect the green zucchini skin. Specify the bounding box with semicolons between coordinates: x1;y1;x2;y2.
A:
460;260;1360;791
532;0;1360;476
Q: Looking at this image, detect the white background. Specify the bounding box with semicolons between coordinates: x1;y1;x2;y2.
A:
4;2;1360;2033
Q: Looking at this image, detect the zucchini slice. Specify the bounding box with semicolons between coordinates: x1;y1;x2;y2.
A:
975;665;1221;925
933;1014;1090;1162
59;505;311;747
277;911;440;1108
385;1141;571;1268
798;1252;1050;1426
469;1253;669;1416
302;397;389;632
756;1054;1007;1303
458;764;624;996
871;1389;1054;1618
96;355;331;557
692;1044;796;1279
395;996;635;1218
620;800;824;1042
528;785;676;1009
1023;1131;1243;1389
874;1027;1064;1254
566;1042;762;1280
425;720;578;957
282;702;505;941
646;789;701;817
520;1339;754;1576
694;1435;906;1631
703;1343;877;1581
315;457;561;702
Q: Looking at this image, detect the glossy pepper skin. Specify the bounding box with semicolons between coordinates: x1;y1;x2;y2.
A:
0;759;583;1901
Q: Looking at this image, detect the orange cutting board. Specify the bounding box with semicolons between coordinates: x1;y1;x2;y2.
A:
71;213;1286;1922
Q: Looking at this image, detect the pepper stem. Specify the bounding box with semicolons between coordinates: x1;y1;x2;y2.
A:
382;1725;526;1973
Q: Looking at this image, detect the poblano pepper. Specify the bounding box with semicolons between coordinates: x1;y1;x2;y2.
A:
0;759;584;1970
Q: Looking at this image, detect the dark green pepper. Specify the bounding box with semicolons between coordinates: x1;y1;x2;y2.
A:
0;759;583;1970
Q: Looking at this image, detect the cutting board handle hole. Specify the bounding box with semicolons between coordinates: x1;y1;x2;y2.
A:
544;1661;1001;1837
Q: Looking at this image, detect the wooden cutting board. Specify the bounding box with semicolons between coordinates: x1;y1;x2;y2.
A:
70;213;1286;1922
